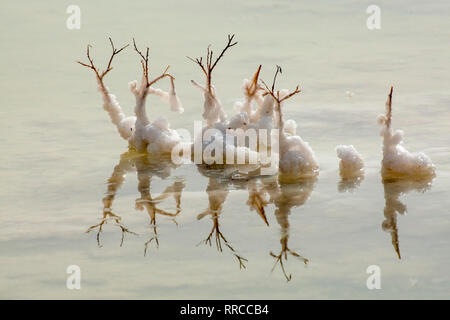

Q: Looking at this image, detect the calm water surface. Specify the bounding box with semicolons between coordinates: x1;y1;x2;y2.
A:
1;0;450;299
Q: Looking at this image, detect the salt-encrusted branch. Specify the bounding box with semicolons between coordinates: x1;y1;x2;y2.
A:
187;35;237;126
132;38;174;94
246;65;262;98
261;66;301;127
77;38;136;141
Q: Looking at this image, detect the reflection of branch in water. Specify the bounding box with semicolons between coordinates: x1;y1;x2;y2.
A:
264;177;317;281
87;210;138;248
246;179;270;226
87;154;138;247
197;168;248;269
134;155;185;256
270;236;308;282
87;151;184;251
382;175;433;259
199;213;248;269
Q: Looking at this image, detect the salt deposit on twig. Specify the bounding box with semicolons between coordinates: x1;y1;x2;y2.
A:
377;87;435;178
189;34;260;165
261;66;319;180
78;38;184;154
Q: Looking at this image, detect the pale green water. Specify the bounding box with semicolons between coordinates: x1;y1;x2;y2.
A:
1;0;450;299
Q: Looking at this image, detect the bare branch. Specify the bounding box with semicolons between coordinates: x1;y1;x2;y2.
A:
188;34;238;93
133;38;175;90
386;86;394;129
77;38;128;84
133;38;149;85
280;85;301;103
261;66;301;127
210;34;237;71
246;65;262;97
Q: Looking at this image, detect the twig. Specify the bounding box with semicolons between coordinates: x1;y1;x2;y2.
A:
77;38;129;83
386;86;394;129
188;34;237;93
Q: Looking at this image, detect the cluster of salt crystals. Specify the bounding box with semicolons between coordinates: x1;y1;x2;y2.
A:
98;84;136;141
276;100;319;179
146;78;184;114
335;145;364;178
188;43;272;166
190;80;227;127
128;75;183;154
79;39;184;155
283;119;297;136
278;138;319;178
234;66;264;122
82;41;437;183
377;88;435;178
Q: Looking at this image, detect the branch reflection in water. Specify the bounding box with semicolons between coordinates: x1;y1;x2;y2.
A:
264;176;317;281
87;151;185;255
381;174;434;259
87;150;434;281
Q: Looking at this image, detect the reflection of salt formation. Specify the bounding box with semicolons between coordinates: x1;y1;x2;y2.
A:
133;155;185;256
87;153;137;247
377;87;435;179
87;152;185;254
78;38;183;153
262;66;319;180
335;145;364;192
382;176;433;259
196;166;248;269
263;176;317;281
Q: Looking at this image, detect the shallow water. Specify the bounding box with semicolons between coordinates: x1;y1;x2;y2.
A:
1;0;450;299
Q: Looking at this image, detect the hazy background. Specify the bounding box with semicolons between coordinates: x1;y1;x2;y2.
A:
0;0;449;299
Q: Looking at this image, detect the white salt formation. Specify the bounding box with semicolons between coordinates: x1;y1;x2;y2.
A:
234;65;265;123
188;34;236;135
283;119;297;136
189;34;261;165
78;38;184;154
100;88;137;141
261;66;319;179
378;87;435;178
335;145;364;178
232;67;279;150
77;39;137;141
127;39;183;154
